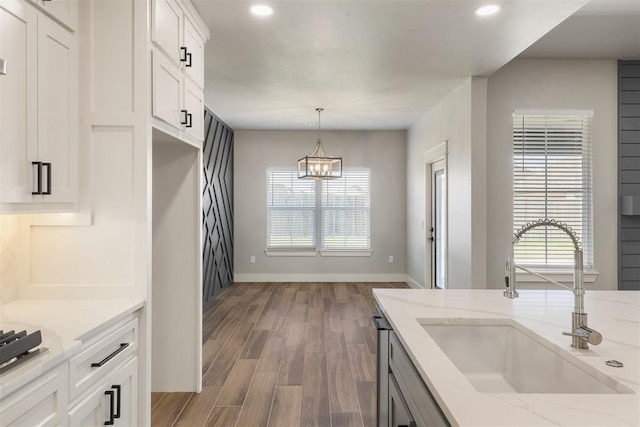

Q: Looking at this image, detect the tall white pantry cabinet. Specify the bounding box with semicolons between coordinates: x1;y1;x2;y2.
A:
0;0;209;424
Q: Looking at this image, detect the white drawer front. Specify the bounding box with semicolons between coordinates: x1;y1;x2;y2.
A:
0;363;68;427
68;319;137;402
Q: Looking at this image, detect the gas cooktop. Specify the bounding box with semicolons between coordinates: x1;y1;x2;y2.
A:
0;329;49;374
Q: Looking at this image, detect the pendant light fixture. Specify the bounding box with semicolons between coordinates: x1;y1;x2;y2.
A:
297;108;342;179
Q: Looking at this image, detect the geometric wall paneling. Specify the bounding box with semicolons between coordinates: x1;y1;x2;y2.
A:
202;107;234;304
618;60;640;290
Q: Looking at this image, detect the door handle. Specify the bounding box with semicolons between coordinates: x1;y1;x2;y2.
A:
185;52;192;67
32;162;42;195
111;385;121;419
186;112;193;128
181;109;188;125
180;47;188;62
104;389;115;425
42;162;51;195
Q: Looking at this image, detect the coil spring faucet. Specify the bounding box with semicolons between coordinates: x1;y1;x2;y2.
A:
504;218;602;349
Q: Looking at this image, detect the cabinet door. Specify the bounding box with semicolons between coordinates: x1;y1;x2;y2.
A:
37;13;77;203
183;78;204;141
152;50;183;130
152;0;182;66
389;373;415;427
183;15;204;89
39;0;78;31
68;357;138;427
0;0;38;204
0;364;68;427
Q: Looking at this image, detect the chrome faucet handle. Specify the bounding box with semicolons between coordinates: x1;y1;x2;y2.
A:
563;326;602;346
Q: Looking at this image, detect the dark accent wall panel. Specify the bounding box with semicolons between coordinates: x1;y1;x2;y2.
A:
619;60;640;290
203;108;234;303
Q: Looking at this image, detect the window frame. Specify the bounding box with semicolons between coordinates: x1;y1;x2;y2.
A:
265;168;372;257
512;110;595;274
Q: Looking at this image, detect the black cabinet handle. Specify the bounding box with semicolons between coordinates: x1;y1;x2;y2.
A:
181;109;188;125
91;343;129;368
180;47;188;62
104;389;115;425
185;52;192;67
112;385;121;419
32;162;42;195
186;113;192;128
42;162;51;195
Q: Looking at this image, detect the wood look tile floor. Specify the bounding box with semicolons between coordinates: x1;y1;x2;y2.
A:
151;282;408;427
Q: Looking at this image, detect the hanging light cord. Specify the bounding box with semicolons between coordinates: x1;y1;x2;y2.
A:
317;108;323;141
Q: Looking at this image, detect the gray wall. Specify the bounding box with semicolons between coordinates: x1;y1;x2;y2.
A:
619;60;640;290
486;59;619;290
234;130;406;281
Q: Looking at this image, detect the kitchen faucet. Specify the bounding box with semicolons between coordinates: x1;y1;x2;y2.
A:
504;218;602;349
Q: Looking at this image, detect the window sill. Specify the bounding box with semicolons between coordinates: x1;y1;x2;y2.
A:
263;249;373;257
264;249;317;257
516;270;599;283
319;250;373;257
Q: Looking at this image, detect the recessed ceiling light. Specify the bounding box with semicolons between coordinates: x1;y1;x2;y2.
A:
250;4;274;17
474;4;501;16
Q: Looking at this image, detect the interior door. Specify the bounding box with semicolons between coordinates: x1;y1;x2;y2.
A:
430;160;446;289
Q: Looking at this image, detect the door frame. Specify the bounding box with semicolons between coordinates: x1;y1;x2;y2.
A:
424;140;448;289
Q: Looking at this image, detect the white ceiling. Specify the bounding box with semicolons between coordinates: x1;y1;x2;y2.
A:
193;0;596;130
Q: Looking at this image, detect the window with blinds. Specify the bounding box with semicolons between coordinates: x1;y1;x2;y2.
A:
513;113;593;269
266;170;316;248
321;170;371;250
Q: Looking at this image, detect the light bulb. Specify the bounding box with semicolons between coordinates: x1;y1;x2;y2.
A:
474;4;500;16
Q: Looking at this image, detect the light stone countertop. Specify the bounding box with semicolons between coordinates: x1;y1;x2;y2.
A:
0;298;144;398
372;289;640;426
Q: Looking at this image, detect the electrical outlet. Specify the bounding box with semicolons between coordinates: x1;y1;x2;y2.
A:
388;256;394;264
250;256;255;264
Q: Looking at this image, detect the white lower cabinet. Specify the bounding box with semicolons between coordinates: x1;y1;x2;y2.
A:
68;357;137;427
0;313;139;427
0;363;68;426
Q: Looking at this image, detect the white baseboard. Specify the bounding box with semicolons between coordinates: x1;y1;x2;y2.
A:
404;275;425;289
234;273;407;283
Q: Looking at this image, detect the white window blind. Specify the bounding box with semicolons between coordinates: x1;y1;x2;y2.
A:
513;113;593;269
266;170;316;248
321;170;371;250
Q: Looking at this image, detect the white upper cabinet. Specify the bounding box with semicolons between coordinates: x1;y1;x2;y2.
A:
183;15;204;89
152;0;182;66
0;1;37;204
0;0;78;212
151;0;208;145
28;0;78;31
152;50;183;130
184;78;204;141
37;12;77;203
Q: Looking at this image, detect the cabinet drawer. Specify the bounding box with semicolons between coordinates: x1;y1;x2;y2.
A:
69;318;137;402
389;331;449;426
0;363;68;426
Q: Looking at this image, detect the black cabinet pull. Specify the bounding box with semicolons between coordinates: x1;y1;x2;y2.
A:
32;162;42;195
42;162;51;195
91;343;129;368
186;113;193;128
104;389;115;425
180;47;188;62
112;385;121;419
185;52;192;67
181;109;188;125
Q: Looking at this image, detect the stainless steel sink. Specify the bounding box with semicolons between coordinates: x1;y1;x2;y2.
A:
420;319;634;394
